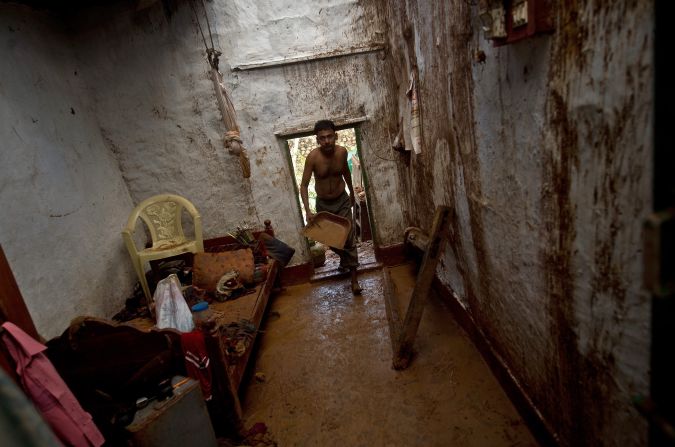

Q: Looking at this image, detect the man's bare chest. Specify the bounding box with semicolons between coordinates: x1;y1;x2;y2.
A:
314;156;342;179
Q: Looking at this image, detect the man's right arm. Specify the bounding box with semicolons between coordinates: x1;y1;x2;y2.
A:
300;153;315;222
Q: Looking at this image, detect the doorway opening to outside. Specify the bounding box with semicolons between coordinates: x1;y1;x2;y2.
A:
284;127;376;277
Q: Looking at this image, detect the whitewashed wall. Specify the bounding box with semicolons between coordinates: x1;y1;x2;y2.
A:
70;0;405;266
213;0;405;256
72;2;259;241
0;5;136;339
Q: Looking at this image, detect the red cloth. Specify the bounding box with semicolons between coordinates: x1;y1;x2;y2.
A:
1;322;104;447
180;330;213;400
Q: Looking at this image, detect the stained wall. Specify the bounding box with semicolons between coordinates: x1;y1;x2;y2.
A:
382;1;653;445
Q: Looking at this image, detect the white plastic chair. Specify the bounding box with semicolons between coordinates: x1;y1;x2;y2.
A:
122;194;204;306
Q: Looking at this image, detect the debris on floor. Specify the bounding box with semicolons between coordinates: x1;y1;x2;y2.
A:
221;319;257;360
216;422;278;447
241;422;277;447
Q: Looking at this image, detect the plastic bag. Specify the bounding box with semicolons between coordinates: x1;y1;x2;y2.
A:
153;274;195;332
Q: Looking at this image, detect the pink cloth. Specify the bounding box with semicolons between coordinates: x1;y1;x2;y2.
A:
1;322;104;447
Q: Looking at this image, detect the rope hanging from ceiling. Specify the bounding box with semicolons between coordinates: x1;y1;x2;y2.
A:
190;0;250;178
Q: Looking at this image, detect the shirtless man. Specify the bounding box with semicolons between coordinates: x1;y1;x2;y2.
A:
301;120;362;294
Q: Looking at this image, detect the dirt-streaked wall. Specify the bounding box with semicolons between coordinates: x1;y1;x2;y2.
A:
382;1;652;445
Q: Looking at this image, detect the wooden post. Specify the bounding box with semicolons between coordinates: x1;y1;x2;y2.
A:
392;206;451;369
382;267;402;356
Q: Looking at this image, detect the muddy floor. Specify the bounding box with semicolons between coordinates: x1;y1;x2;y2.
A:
242;264;538;446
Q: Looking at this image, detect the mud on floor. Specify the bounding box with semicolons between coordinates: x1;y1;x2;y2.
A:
241;265;538;446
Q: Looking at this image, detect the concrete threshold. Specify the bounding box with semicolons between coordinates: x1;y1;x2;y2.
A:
309;261;382;283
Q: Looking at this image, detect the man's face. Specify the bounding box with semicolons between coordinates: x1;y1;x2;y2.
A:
316;129;337;154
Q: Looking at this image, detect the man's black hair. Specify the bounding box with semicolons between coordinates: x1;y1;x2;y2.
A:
314;120;336;134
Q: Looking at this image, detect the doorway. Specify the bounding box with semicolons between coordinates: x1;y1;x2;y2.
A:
284;127;376;275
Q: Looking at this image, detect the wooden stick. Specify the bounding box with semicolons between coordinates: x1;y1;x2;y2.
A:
393;206;451;369
382;266;404;361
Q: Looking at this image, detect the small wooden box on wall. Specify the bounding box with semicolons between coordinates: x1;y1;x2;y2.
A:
478;0;554;46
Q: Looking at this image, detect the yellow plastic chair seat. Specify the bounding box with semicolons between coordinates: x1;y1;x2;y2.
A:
122;194;204;308
142;239;194;254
